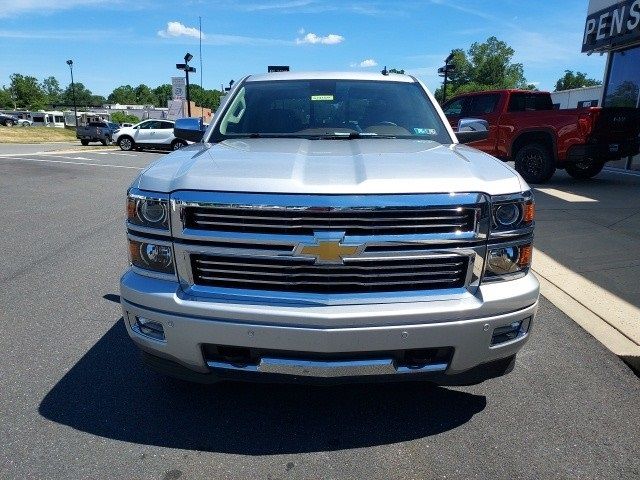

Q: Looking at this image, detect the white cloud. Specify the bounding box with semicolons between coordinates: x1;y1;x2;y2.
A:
351;59;378;68
296;32;344;45
158;21;204;39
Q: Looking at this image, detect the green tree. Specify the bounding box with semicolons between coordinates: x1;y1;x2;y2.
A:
388;68;405;74
108;85;137;104
153;84;172;108
110;111;141;124
61;82;94;107
554;70;602;91
42;76;63;106
434;37;530;102
0;87;14;109
9;73;46;109
90;95;106;106
134;84;156;105
188;84;223;110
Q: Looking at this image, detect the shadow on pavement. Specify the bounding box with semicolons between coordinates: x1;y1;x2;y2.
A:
39;319;486;455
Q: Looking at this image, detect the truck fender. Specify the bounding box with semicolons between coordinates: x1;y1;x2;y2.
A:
508;128;557;161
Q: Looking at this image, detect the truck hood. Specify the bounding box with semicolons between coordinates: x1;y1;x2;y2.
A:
136;138;525;195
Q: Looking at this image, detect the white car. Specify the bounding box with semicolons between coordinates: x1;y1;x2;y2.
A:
112;119;187;152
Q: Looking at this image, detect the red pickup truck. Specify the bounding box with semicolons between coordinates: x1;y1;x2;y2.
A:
443;90;640;183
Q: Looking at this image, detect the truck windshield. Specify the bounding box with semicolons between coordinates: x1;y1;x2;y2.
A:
213;79;452;143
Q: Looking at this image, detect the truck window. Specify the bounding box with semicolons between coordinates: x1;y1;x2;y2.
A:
466;94;500;115
443;98;465;116
214;79;452;144
508;93;553;112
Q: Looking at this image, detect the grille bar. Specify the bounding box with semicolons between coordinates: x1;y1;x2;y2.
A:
185;206;477;236
191;254;469;294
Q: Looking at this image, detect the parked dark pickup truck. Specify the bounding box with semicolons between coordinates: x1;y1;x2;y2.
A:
443;89;640;183
76;121;120;146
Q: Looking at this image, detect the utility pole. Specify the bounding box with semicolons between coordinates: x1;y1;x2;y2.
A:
66;59;78;126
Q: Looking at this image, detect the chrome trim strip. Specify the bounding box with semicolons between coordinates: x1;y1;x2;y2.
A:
206;357;448;377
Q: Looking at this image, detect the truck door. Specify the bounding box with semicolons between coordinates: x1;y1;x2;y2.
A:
459;93;501;153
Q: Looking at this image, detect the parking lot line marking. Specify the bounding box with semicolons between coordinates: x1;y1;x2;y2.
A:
535;188;598;203
0;156;144;170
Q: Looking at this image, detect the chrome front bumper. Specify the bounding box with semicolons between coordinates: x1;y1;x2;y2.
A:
120;270;539;381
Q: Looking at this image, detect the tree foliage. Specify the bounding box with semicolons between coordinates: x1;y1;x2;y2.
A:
42;76;63;106
1;72;223;111
434;37;535;103
9;74;47;109
0;87;14;109
107;85;137;105
554;70;601;91
110;111;141;124
61;82;96;107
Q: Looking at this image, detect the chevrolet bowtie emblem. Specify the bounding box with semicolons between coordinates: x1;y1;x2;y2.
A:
296;238;363;264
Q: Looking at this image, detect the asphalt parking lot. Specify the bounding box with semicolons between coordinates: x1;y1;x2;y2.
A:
1;146;639;480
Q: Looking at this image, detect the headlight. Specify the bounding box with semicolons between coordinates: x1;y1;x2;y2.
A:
128;239;174;274
491;195;535;232
127;193;169;230
484;243;532;281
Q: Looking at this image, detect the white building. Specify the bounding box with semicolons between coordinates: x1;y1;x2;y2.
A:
550;85;604;109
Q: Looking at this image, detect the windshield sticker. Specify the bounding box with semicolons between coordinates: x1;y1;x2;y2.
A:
414;128;437;135
311;95;334;101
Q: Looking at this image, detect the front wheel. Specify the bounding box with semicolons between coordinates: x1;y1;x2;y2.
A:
565;159;605;180
101;137;111;146
80;139;89;146
514;143;556;184
118;136;134;151
171;139;187;151
5;120;14;127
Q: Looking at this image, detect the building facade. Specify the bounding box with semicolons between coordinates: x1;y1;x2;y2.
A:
584;0;640;170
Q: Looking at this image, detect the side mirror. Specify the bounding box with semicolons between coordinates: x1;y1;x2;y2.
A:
456;118;489;144
174;117;206;143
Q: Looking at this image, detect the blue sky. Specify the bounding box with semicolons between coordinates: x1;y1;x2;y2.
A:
0;0;607;97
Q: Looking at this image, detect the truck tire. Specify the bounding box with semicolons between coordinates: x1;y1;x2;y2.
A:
118;136;134;151
5;119;15;127
514;143;556;184
80;139;89;146
101;137;111;146
565;159;605;180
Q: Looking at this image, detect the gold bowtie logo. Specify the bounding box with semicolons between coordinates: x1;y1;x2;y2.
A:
298;239;362;264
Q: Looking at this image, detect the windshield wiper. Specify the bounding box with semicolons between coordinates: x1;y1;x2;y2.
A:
309;132;395;140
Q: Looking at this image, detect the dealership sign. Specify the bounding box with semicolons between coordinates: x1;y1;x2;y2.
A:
172;77;186;100
583;0;640;51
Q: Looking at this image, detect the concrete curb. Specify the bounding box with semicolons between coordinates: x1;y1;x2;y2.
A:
533;249;640;372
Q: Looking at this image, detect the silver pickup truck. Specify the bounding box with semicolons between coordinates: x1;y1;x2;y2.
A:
120;71;539;385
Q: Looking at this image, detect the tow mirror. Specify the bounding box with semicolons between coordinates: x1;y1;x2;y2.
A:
456;118;489;144
174;117;206;143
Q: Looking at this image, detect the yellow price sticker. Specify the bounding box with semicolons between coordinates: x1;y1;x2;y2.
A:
311;95;334;101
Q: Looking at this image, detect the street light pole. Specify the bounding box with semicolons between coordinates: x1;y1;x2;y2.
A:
438;53;456;104
176;53;196;118
66;60;78;127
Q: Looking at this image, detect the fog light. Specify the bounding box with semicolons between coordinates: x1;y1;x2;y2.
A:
491;317;531;345
133;316;165;341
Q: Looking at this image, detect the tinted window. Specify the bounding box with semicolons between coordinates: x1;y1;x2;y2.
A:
604;45;640;108
159;121;174;129
508;93;553;112
138;121;157;129
443;98;464;116
215;80;451;143
466;94;500;115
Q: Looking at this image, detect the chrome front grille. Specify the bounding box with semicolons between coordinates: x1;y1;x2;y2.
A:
191;253;469;294
170;192;490;302
184;206;476;236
